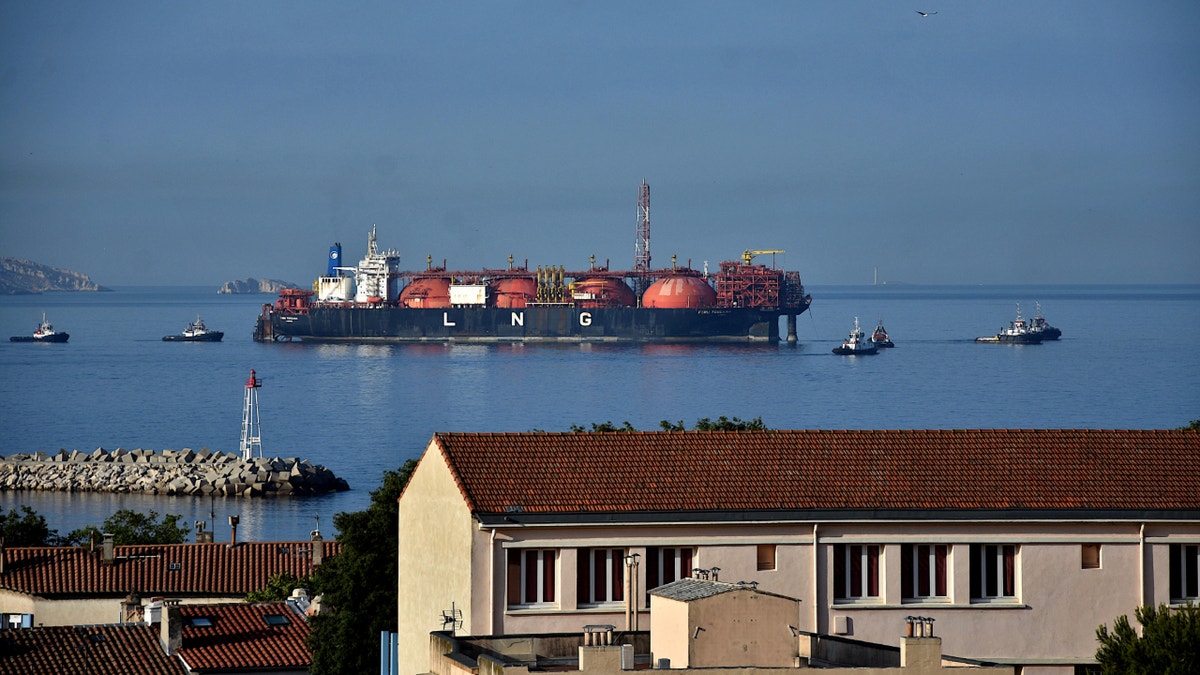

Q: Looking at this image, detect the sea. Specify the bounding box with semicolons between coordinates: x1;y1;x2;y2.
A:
2;284;1198;544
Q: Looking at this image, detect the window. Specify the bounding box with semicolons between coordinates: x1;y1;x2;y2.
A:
507;549;557;607
970;544;1017;601
646;547;694;591
1170;544;1199;602
1081;544;1101;570
3;613;33;629
757;544;777;571
902;544;948;601
263;614;290;626
577;548;625;606
833;544;880;601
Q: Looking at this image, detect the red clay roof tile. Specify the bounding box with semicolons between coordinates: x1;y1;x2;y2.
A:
177;602;310;671
432;429;1200;515
0;624;185;675
0;541;339;599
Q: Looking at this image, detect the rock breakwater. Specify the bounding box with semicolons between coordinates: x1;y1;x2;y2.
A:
0;448;349;497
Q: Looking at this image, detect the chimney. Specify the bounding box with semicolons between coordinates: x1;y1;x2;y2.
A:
228;515;239;547
311;530;323;565
160;604;182;655
0;536;5;575
102;533;115;563
121;591;143;624
900;617;941;669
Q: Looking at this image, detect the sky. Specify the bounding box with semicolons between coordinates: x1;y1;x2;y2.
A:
1;1;1198;287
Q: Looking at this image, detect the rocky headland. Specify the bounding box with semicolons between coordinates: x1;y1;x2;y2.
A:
0;448;349;497
217;278;298;294
0;257;108;294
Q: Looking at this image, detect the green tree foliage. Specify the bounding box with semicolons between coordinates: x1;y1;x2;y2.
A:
245;571;318;602
307;459;417;675
569;421;637;432
65;509;191;546
660;416;768;431
1183;418;1200;430
1095;602;1200;673
0;506;64;547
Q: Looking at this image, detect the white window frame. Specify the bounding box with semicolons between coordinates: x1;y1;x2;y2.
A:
902;544;949;602
579;548;625;607
834;544;881;602
1170;543;1199;603
971;544;1017;602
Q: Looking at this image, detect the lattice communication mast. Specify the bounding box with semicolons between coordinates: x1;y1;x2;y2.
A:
634;179;651;274
240;369;263;461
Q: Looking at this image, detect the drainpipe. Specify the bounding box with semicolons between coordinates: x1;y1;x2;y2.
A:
812;523;820;633
489;529;496;635
1139;523;1146;609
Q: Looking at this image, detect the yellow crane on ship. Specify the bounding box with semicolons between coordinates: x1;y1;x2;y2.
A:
741;249;786;266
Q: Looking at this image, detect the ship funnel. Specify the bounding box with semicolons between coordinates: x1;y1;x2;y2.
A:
328;243;342;277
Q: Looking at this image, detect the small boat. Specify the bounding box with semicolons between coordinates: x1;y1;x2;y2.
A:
163;316;224;342
833;317;878;355
976;304;1042;344
1030;302;1061;340
9;313;69;343
870;317;894;348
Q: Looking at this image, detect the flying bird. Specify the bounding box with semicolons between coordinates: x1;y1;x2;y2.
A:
916;10;938;16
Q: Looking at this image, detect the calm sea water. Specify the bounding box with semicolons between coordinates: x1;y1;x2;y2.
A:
2;284;1198;542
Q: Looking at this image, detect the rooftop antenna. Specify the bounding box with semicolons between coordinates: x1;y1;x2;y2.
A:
239;369;263;461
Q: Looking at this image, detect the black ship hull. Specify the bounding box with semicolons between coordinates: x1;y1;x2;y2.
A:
163;332;224;342
10;334;69;343
259;305;799;343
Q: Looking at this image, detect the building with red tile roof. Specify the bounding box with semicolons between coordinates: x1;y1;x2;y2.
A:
0;623;185;675
398;429;1200;675
171;602;311;674
0;535;337;627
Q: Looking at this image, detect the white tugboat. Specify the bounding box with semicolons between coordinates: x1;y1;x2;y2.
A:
833;317;878;355
163;316;224;342
10;313;69;343
870;317;894;348
976;304;1042;344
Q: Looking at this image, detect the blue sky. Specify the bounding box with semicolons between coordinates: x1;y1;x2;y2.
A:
2;2;1197;286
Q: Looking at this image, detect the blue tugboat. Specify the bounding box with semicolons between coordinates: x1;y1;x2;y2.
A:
1030;302;1061;340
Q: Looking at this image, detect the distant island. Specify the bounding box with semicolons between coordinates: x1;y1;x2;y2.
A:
217;278;299;294
0;257;108;294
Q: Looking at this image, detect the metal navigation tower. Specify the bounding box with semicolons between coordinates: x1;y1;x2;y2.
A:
240;369;263;461
633;179;652;299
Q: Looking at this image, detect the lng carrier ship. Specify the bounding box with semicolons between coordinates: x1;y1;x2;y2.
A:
254;182;811;344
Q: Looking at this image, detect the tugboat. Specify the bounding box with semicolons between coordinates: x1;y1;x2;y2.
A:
1030;301;1061;340
975;304;1042;344
9;313;69;343
833;317;878;355
870;317;894;348
163;316;224;342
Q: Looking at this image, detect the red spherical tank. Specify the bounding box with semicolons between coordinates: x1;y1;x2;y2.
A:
493;277;537;308
571;277;636;308
399;278;451;308
642;275;717;308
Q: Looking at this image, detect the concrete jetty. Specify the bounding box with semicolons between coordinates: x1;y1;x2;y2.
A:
0;448;349;497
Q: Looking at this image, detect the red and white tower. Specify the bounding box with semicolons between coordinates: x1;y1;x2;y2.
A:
240;369;263;461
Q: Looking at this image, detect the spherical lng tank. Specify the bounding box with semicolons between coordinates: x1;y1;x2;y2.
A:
492;277;538;308
571;277;636;308
398;278;451;308
642;274;717;308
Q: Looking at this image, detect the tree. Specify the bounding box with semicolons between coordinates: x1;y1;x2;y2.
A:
660;416;769;431
1095;602;1200;673
0;506;64;547
65;509;191;546
1183;418;1200;430
307;459;418;675
569;421;637;432
246;571;318;602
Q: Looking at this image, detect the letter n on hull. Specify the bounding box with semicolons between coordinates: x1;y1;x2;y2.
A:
511;312;524;327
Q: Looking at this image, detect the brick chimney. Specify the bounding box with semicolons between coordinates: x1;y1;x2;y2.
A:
160;605;182;655
311;530;323;565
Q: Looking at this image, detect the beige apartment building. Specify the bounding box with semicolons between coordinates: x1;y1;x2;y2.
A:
397;429;1200;674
